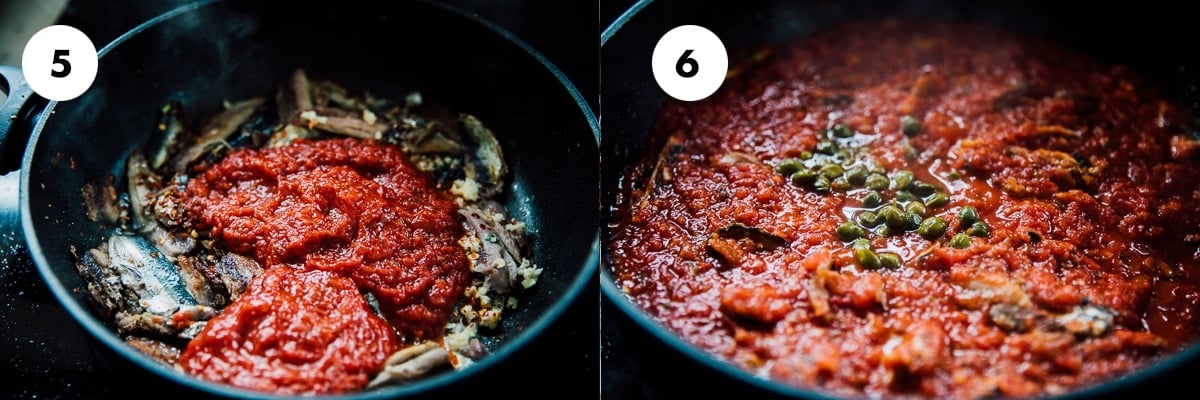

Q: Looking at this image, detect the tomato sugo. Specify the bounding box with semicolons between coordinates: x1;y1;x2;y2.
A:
609;20;1200;398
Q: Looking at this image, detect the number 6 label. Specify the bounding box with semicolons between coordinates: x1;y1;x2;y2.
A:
22;25;97;102
652;25;727;102
676;49;698;78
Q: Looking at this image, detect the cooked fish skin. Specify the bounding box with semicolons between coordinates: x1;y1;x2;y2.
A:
81;176;121;225
147;173;190;229
126;152;160;229
77;234;217;338
396;121;468;155
225;106;279;150
161;240;221;308
143;224;196;258
460;114;508;198
171;97;265;172
368;342;450;388
76;246;135;319
313;79;369;111
296;107;385;140
124;336;182;365
205;252;263;301
125;155;225;307
214;252;263;299
170;250;264;307
276;68;313;123
151;100;189;171
458;201;527;294
388;104;465;154
987;301;1121;339
1056;303;1117;337
107;234;204;313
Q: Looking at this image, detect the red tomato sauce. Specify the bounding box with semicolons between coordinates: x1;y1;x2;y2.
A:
181;138;470;392
609;20;1200;398
179;268;398;394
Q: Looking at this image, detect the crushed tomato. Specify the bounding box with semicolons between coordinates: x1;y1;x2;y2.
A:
180;138;469;393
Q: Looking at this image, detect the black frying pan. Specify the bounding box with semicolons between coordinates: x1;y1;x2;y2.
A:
601;0;1200;398
0;0;598;398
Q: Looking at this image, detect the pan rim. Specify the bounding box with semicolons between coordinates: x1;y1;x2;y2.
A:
20;0;600;398
597;1;1200;399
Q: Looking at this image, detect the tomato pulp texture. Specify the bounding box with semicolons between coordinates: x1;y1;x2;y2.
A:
179;268;399;394
610;20;1200;398
180;138;468;394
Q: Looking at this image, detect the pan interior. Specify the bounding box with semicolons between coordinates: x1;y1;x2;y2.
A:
22;0;598;397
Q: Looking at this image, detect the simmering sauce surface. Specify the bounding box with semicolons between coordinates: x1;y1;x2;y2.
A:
609;20;1200;398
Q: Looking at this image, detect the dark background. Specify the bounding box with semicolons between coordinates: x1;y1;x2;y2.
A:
0;0;598;398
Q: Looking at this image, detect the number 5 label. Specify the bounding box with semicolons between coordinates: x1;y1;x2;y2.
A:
652;25;727;102
22;25;97;102
50;50;72;78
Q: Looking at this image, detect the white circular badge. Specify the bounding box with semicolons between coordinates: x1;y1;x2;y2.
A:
651;25;728;102
22;25;98;102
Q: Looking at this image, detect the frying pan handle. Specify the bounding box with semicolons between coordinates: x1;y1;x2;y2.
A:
0;66;32;236
0;170;18;238
0;66;35;146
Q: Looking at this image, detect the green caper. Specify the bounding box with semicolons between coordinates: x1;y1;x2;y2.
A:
880;205;908;230
892;170;914;190
854;246;882;269
949;232;971;249
837;221;868;241
832;123;855;138
905;201;927;217
878;252;902;269
868;164;886;175
862;190;883;208
925;192;950;208
947;170;962;180
895;191;918;202
858;211;880;227
816;140;837;155
852;237;871;250
831;177;852;191
865;174;889;191
835;149;853;162
813;175;831;192
917;216;949;239
901;115;921;136
958;206;980;227
791;169;817;185
799;150;814;160
911;181;937;196
906;211;924;230
874;225;892;237
904;144;918;160
968;221;990;237
775;159;804;176
818;163;844;179
846;166;868;185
